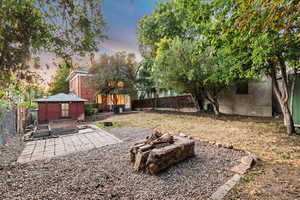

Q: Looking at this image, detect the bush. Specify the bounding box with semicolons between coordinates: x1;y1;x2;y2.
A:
84;104;97;116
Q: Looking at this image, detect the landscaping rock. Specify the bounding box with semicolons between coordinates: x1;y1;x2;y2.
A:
231;154;259;175
248;152;260;162
223;143;234;149
241;156;255;167
230;163;251;174
216;143;223;148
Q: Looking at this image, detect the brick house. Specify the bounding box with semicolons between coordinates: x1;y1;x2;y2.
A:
67;60;131;111
68;66;94;103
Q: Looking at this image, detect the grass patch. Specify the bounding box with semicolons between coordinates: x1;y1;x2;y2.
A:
97;111;300;200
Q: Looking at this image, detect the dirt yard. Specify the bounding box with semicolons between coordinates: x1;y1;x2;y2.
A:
98;111;300;200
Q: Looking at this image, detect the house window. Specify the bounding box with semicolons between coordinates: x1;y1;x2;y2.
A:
236;81;249;95
97;95;102;104
61;103;69;117
125;96;131;105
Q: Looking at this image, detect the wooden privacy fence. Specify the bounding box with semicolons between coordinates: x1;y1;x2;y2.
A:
17;106;28;134
132;95;195;110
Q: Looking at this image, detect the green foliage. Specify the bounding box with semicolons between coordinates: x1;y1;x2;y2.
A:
18;101;37;110
89;52;138;99
84;104;97;116
0;73;47;107
136;57;156;99
0;0;106;88
139;0;300;132
49;64;70;95
155;37;204;94
154;37;227;113
138;0;191;56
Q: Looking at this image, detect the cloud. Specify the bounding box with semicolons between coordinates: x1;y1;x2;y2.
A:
34;0;159;85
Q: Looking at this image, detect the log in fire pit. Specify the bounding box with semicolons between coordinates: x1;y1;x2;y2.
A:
129;131;195;175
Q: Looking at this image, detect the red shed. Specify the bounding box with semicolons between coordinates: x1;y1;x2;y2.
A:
34;93;87;124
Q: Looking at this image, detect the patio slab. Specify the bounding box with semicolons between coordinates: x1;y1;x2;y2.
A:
17;125;122;163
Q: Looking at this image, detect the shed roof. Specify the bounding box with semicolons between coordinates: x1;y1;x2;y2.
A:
34;93;87;102
73;66;89;74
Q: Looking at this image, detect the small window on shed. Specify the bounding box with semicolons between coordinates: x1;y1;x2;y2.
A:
61;103;69;117
236;81;249;95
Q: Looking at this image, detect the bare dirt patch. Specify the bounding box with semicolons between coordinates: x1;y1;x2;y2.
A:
97;111;300;200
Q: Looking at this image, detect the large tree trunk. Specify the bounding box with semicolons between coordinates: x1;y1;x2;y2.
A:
154;89;159;109
211;98;220;116
271;59;296;135
191;92;204;111
205;90;220;116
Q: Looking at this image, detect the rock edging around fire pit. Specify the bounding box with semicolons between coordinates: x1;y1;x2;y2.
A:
205;140;259;175
209;151;259;200
206;140;259;200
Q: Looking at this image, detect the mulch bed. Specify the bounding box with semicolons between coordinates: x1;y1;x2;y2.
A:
0;127;246;200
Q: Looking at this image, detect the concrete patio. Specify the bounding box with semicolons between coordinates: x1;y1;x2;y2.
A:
17;125;122;163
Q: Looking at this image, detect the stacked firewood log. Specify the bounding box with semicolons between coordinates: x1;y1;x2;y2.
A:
129;131;195;175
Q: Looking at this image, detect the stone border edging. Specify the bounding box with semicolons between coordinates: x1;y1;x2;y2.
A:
210;174;242;200
205;140;259;200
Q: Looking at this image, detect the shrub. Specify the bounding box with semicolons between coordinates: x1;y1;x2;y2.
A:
84;104;97;116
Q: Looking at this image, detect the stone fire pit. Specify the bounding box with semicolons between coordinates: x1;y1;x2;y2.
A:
129;132;195;175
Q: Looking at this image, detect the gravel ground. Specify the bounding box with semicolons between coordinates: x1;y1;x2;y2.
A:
0;127;246;200
0;136;23;169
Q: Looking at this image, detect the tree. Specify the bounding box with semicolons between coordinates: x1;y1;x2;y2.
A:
136;57;156;100
89;52;138;104
138;0;190;56
180;0;300;134
139;0;300;133
0;0;106;88
155;37;228;114
137;0;205;109
0;71;46;110
233;0;300;135
48;64;70;95
138;0;233;113
19;84;47;109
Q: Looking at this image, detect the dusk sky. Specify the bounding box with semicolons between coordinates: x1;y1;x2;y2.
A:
100;0;160;60
38;0;160;86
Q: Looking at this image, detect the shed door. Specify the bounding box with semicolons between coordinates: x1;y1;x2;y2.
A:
291;75;300;126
